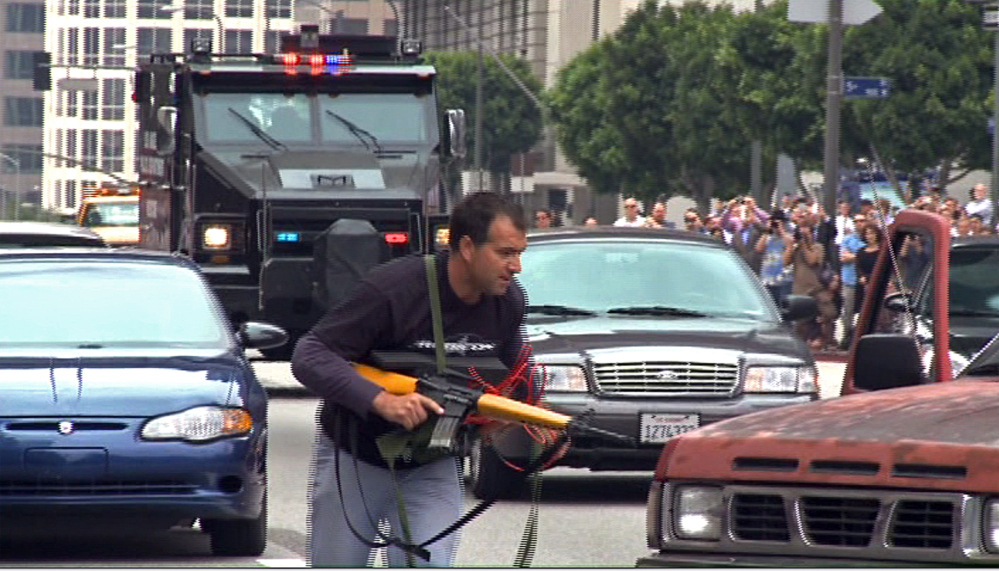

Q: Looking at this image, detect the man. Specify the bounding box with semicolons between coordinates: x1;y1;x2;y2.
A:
534;208;553;229
833;200;854;248
965;183;994;228
643;202;676;229
613;197;646;227
721;197;768;274
838;215;866;350
292;192;533;567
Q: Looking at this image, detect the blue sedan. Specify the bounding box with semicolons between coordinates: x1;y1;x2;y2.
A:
0;249;287;556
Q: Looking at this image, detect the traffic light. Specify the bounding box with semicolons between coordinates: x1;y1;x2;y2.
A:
32;51;51;91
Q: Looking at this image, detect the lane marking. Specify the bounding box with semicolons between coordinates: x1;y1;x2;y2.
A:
257;558;307;567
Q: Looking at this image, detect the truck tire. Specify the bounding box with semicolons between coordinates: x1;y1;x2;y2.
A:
467;437;524;501
204;494;267;557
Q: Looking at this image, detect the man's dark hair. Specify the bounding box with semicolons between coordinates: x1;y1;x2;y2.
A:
448;191;527;249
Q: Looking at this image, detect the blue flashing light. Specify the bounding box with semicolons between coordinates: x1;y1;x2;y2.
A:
276;232;301;243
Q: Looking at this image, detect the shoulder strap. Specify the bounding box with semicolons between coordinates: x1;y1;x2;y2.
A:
425;254;446;375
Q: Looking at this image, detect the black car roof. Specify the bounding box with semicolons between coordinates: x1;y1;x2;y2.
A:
527;225;726;247
951;234;999;248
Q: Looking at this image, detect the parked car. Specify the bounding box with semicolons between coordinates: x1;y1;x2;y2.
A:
0;249;287;556
0;221;105;248
464;226;819;499
637;210;999;567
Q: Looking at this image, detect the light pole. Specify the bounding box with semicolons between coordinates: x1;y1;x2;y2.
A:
821;0;844;218
966;0;999;226
0;152;22;221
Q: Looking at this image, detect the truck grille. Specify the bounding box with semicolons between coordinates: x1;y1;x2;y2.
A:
720;488;960;559
889;500;954;549
731;494;789;541
593;361;738;396
801;496;880;546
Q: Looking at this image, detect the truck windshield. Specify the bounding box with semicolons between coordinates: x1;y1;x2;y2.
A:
201;92;429;146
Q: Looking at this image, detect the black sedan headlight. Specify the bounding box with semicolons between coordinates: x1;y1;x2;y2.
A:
141;406;253;442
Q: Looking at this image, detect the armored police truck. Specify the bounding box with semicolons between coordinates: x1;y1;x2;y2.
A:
135;27;465;357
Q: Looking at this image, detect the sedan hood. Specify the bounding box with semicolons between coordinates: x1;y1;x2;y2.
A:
663;380;999;492
0;354;251;417
526;315;809;360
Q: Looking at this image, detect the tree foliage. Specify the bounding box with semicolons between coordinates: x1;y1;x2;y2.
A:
548;0;995;204
423;51;544;176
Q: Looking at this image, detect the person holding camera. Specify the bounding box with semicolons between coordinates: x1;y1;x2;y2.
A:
722;196;769;273
783;207;836;350
755;210;793;307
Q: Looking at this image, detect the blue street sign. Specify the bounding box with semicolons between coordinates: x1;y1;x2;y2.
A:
843;76;891;99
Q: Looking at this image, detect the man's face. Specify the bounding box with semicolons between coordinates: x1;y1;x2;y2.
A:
463;215;527;297
838;202;850;216
974;185;988;201
535;211;551;228
624;200;640;220
652;203;666;221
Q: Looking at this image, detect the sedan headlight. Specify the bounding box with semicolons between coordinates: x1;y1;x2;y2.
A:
673;486;724;540
141;406;253;442
744;365;816;393
202;224;231;250
986;498;999;553
541;365;588;392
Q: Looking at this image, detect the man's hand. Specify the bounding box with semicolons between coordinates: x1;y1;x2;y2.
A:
371;391;444;431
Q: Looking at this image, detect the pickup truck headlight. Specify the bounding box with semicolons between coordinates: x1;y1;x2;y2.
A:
542;365;588;392
141;406;253;442
744;365;816;393
986;498;999;553
674;486;723;540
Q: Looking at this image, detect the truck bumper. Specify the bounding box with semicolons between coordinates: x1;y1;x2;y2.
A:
635;552;944;568
201;260;322;331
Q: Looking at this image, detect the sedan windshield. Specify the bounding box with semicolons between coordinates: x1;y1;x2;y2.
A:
518;239;776;320
0;260;227;348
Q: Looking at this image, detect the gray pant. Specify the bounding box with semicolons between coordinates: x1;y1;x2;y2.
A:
307;432;463;568
839;285;857;343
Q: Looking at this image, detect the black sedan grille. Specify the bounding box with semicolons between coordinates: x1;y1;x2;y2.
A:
0;479;198;496
593;361;738;395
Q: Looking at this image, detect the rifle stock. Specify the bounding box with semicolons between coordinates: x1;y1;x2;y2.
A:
352;362;572;430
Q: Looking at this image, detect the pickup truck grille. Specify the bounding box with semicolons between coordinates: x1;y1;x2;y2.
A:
723;489;958;555
592;361;738;395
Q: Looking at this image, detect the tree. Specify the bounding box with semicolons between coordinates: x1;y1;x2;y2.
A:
422;51;544;190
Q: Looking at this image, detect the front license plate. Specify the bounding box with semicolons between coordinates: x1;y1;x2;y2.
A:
640;413;700;444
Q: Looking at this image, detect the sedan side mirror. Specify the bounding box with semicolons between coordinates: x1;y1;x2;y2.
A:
238;321;289;350
781;294;818;322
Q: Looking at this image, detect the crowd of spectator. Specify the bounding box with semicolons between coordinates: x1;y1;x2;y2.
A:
559;184;996;352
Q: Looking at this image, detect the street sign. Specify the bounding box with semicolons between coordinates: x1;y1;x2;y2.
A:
788;0;883;26
843;76;890;99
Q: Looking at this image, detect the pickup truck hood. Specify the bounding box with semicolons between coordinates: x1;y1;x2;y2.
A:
0;356;251;417
527;315;810;360
662;380;999;493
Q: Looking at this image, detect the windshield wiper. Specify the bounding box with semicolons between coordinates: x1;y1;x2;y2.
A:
324;110;382;152
607;306;708;317
527;304;596;316
228;107;286;151
957;362;999;376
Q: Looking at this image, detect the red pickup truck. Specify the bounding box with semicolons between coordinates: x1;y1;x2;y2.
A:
638;209;999;567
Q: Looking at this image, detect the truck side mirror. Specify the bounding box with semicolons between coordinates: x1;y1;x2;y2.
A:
157;106;177;156
445;109;466;159
853;333;925;391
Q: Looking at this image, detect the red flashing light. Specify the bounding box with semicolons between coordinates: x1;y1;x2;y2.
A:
384;232;409;245
281;53;300;66
309;54;324;66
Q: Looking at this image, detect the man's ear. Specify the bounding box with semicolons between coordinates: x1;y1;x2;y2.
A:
458;235;476;263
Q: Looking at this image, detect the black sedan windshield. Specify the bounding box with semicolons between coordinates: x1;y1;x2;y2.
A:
518;239;776;320
0;260;227;348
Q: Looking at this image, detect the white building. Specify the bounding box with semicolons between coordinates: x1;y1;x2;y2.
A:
41;0;296;211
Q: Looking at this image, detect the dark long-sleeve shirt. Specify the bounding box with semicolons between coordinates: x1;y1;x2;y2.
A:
291;250;528;468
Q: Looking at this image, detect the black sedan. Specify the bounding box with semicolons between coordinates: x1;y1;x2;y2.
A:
0;249;287;555
465;226;818;499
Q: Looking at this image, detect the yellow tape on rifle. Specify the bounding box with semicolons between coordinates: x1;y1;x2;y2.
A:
352;363;572;430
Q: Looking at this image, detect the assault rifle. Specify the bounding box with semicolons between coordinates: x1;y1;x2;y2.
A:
353;351;634;453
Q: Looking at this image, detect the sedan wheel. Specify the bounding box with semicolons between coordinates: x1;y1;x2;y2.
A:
204;494;267;557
